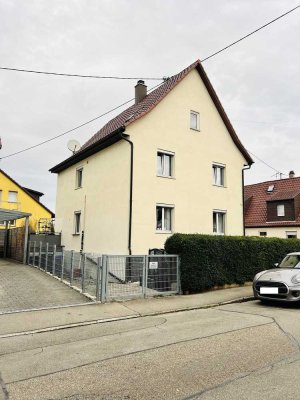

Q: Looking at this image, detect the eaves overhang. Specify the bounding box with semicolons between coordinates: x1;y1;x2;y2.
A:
49;127;126;173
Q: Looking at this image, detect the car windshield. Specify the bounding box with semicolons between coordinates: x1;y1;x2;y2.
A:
279;255;300;269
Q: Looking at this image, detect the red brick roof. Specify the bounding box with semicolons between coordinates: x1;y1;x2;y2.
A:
244;177;300;227
51;60;253;173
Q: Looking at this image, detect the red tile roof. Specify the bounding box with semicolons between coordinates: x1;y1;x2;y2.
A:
244;177;300;227
51;60;253;173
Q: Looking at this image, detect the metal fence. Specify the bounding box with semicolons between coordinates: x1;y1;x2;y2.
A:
27;241;180;302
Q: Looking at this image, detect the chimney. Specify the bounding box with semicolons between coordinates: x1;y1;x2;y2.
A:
135;80;147;104
289;170;295;178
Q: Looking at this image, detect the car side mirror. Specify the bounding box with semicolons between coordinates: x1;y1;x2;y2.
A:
274;263;279;268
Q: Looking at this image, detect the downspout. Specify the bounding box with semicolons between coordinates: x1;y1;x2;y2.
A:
120;133;133;255
242;164;251;236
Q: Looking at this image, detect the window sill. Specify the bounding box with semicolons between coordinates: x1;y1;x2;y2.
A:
72;233;80;236
156;230;172;234
190;128;200;132
156;175;175;180
213;184;226;188
75;186;83;190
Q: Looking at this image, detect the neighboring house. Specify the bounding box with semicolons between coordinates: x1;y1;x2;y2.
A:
244;171;300;238
50;60;253;254
0;169;54;233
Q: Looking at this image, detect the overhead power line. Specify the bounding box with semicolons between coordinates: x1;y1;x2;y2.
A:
247;149;287;176
1;4;299;160
202;4;300;62
0;66;164;81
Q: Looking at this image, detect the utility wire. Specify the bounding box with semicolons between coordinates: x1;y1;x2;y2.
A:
1;4;300;160
202;4;300;62
0;66;164;80
0;81;165;160
247;149;287;176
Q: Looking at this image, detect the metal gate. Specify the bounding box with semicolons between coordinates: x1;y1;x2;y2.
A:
27;241;180;302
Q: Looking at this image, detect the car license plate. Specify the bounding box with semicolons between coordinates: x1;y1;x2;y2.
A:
260;287;278;294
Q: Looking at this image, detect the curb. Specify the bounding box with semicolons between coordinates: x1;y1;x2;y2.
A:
0;296;255;339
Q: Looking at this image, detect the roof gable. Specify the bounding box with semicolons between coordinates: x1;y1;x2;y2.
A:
0;169;54;217
51;60;253;173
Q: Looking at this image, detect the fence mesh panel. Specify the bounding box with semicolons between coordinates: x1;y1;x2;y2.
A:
27;242;179;302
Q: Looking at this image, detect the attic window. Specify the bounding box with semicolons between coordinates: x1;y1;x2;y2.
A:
267;185;274;193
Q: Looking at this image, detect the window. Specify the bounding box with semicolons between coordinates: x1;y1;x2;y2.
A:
277;204;285;217
157;151;174;177
156;205;173;232
76;167;83;189
212;164;225;186
8;191;17;203
260;232;267;237
286;231;297;239
74;211;81;234
213;211;226;235
190;111;199;130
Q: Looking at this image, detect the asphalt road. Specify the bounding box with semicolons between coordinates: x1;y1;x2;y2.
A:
1;300;300;400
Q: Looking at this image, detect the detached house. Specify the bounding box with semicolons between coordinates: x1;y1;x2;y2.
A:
245;172;300;238
50;60;253;254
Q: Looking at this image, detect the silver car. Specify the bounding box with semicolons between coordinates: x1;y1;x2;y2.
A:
253;252;300;302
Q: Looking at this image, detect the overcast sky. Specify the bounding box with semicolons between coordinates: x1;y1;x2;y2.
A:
0;0;299;211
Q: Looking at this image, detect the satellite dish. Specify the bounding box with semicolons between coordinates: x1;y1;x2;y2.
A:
67;139;81;154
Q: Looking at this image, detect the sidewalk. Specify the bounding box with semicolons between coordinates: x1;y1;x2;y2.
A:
0;285;253;336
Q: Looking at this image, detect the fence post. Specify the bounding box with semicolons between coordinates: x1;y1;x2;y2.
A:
96;256;102;302
70;250;74;286
81;253;86;293
38;241;42;269
100;255;108;303
177;255;181;294
44;242;49;272
52;244;56;275
144;255;149;298
27;241;31;265
142;255;147;298
33;241;36;266
61;247;65;280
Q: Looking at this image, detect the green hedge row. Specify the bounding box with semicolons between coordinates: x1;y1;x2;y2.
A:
165;234;300;293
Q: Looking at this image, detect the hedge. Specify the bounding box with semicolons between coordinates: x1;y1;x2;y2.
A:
164;233;300;293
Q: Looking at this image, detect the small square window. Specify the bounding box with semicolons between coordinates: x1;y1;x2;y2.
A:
156;205;173;232
260;232;267;237
286;231;297;239
190;111;199;130
212;164;225;186
213;211;226;235
277;204;285;217
74;211;81;234
157;151;173;177
8;191;18;203
76;168;83;189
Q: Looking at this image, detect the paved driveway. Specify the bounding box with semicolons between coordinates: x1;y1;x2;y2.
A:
0;259;90;313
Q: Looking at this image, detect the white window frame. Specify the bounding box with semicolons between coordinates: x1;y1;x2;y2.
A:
8;191;18;203
157;150;174;178
212;163;225;187
74;211;81;235
213;210;226;235
286;231;297;239
277;204;285;217
76;167;83;189
190;111;200;131
156;204;174;233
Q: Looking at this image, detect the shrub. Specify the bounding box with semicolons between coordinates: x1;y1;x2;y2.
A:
165;234;300;293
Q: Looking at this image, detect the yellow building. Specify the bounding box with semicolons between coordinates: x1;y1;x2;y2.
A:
0;169;54;233
51;60;253;254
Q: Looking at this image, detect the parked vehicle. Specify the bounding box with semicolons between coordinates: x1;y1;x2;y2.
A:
253;252;300;302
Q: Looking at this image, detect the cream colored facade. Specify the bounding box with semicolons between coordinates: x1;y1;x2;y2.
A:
246;227;300;239
54;68;249;254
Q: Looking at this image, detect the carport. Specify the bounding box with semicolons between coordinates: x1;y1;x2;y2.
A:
0;208;31;263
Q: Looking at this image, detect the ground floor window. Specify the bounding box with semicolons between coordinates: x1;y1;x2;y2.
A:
259;232;267;237
213;210;226;235
286;231;297;239
74;211;81;235
156;205;173;232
